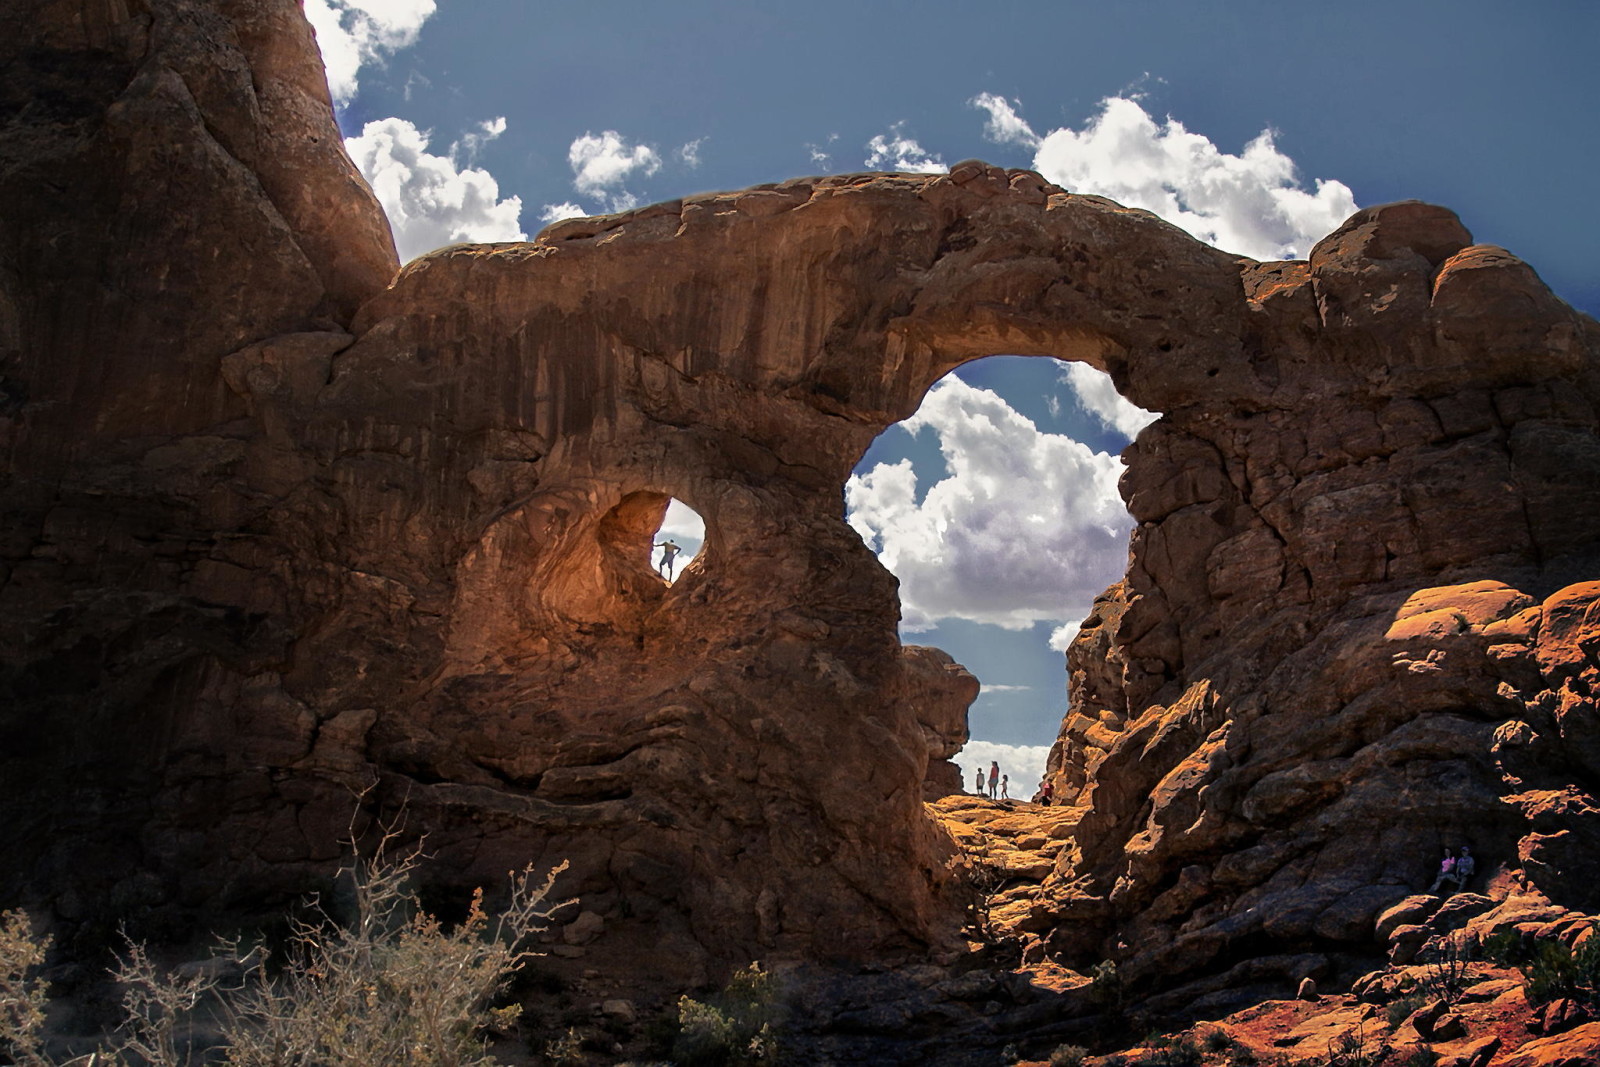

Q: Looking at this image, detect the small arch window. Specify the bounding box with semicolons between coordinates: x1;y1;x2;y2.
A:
650;498;704;583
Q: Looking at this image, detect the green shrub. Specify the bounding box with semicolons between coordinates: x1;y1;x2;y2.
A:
542;1026;584;1065
1200;1027;1234;1052
1520;927;1600;1009
1478;929;1523;965
1133;1034;1201;1067
673;962;782;1066
1049;1044;1088;1067
1384;992;1428;1029
1088;959;1124;1012
1479;923;1600;1010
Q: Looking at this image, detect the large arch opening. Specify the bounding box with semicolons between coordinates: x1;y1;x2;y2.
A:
845;354;1156;800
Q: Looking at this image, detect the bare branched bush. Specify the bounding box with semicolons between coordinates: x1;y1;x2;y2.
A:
110;939;230;1065
1416;933;1469;1005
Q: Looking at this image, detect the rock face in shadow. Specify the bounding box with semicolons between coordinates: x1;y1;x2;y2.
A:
4;0;1600;1003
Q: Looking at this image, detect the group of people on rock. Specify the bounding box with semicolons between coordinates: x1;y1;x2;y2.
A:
973;761;1009;800
969;761;1062;805
1428;845;1476;895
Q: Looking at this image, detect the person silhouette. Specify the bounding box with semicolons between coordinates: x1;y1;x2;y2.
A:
655;539;682;579
1428;848;1457;894
1449;846;1476;893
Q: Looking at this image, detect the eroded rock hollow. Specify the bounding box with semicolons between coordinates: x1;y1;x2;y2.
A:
4;0;1600;1007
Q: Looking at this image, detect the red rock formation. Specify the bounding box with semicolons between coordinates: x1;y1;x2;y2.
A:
1035;203;1600;997
4;0;1600;1015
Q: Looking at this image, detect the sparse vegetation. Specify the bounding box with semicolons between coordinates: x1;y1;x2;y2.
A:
1132;1033;1202;1067
1415;934;1469;1004
1088;959;1125;1014
1322;1025;1372;1067
0;838;566;1066
673;962;782;1066
1482;922;1600;1010
0;909;50;1066
1399;1048;1439;1067
1383;991;1428;1029
947;843;1008;945
542;1025;585;1065
1049;1043;1088;1067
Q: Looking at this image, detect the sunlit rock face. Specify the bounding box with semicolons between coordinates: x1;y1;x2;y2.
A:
4;0;1600;1000
1038;203;1600;998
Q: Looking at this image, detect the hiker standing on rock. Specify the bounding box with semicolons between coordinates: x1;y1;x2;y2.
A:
973;768;984;795
988;761;1000;799
1000;774;1009;800
655;538;681;579
1036;779;1054;807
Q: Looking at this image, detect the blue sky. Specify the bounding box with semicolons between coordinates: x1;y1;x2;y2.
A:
309;0;1600;791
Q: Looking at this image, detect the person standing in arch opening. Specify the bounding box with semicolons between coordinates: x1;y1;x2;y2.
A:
655;538;681;579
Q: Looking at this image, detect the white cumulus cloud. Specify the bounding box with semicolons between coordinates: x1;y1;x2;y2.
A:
569;130;662;212
538;202;588;224
658;498;706;543
955;741;1053;800
452;115;506;167
981;94;1357;261
846;376;1133;638
972;92;1042;149
304;0;436;107
1060;362;1159;440
344;117;526;262
677;138;706;169
864;123;947;174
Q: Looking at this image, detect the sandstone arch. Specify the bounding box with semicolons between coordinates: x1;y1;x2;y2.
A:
4;0;1600;1010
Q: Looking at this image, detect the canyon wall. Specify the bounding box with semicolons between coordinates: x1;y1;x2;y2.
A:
4;0;1599;1001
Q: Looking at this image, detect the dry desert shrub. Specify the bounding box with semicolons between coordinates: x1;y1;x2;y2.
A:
0;908;51;1066
2;837;567;1067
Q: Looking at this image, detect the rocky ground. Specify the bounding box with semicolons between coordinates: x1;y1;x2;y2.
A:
18;794;1600;1065
932;796;1600;1067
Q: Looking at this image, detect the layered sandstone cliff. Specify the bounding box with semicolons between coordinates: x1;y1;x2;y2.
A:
4;0;1600;1024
